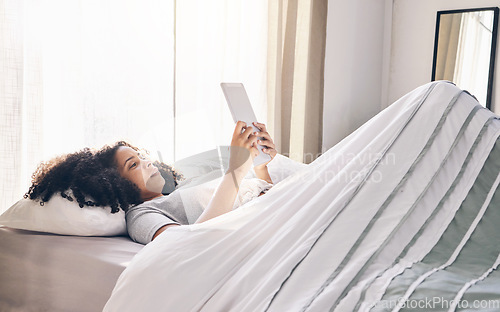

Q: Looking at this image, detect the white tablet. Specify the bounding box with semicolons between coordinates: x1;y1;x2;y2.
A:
220;82;272;167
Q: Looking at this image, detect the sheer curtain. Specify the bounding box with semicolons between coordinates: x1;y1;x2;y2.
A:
0;0;175;213
454;11;494;106
0;0;269;214
174;0;268;160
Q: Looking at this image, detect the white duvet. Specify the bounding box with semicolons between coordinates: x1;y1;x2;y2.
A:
104;81;500;312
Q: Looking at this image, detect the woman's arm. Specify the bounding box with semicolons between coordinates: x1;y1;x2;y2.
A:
193;169;246;223
153;159;251;238
194;121;259;224
154;121;275;237
152;223;180;240
254;167;272;184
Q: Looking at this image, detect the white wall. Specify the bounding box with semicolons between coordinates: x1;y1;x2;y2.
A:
388;0;500;113
323;0;500;152
322;0;390;151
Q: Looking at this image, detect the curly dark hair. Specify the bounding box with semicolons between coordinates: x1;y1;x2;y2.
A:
24;141;183;213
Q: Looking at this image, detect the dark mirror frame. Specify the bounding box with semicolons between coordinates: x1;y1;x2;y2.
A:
431;7;499;109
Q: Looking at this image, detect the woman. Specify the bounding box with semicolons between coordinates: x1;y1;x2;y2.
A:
25;121;277;244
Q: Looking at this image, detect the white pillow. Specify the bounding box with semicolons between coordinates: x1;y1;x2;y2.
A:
174;148;229;180
0;194;126;236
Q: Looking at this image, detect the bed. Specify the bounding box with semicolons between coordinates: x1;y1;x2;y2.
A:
2;81;500;312
0;143;305;312
104;81;500;311
0;228;142;312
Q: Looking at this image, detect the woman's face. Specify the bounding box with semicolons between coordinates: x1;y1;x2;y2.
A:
114;146;165;201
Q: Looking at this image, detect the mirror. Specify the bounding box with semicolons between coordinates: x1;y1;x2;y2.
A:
432;7;499;109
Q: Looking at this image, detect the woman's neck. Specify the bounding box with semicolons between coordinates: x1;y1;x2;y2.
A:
142;193;164;202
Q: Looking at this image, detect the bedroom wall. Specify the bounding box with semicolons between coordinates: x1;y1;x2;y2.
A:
322;0;391;152
387;0;500;114
323;0;500;153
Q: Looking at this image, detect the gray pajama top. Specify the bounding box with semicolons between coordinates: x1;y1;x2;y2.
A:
126;178;272;245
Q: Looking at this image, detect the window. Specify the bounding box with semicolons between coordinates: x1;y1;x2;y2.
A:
0;0;268;213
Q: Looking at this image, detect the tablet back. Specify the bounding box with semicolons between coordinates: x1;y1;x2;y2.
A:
220;82;271;167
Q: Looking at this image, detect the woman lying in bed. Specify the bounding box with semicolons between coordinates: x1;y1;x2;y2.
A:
25;121;277;244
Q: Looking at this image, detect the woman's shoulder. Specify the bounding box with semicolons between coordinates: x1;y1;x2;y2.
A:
127;192;183;213
130;195;167;209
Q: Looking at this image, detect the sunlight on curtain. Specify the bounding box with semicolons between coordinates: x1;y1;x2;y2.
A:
454;11;494;106
0;0;175;213
174;0;268;160
40;0;175;159
0;0;269;214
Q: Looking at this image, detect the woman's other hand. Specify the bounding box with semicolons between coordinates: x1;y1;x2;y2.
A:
227;121;259;178
251;122;276;184
252;122;277;170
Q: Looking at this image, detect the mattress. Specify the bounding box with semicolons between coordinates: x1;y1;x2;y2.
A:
0;227;142;312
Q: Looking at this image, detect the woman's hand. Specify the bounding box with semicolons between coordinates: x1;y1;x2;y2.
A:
227;121;259;178
252;122;277;170
251;122;276;184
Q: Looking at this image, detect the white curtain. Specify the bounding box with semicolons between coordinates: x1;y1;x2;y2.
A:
454;11;494;106
0;0;268;213
174;0;268;160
